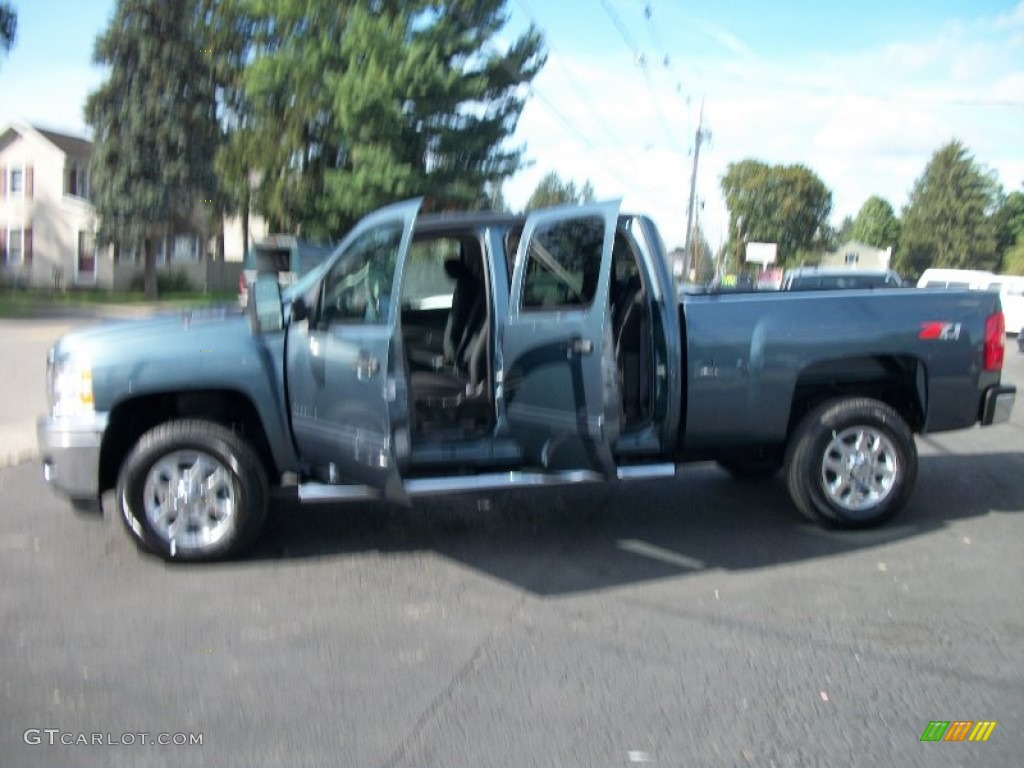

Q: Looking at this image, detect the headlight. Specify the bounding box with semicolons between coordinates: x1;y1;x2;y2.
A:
49;355;94;418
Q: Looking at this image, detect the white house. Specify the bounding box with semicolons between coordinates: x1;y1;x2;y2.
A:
820;240;892;271
1;123;260;291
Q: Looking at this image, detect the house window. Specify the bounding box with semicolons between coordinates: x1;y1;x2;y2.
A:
66;165;89;198
7;228;24;265
9;168;24;195
171;234;199;263
116;244;138;265
77;231;97;277
844;252;859;265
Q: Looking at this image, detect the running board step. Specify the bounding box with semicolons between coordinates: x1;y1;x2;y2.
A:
297;463;676;503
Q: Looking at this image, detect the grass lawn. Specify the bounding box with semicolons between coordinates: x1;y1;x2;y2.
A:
0;287;238;318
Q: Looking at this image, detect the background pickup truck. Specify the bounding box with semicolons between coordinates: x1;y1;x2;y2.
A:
37;199;1016;561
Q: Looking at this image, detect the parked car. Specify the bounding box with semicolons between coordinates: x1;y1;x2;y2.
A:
916;268;998;290
37;199;1016;561
781;267;905;290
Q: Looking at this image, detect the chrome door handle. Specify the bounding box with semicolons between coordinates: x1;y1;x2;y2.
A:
566;337;593;358
355;355;380;380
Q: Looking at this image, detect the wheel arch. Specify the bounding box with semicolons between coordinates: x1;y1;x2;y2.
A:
787;355;926;440
99;390;280;495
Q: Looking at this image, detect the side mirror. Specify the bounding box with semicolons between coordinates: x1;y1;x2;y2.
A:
291;296;310;323
249;273;284;333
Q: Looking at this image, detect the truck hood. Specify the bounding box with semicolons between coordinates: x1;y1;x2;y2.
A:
50;305;270;412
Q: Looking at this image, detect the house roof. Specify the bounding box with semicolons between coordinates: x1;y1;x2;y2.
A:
0;123;93;158
35;127;93;158
828;240;889;257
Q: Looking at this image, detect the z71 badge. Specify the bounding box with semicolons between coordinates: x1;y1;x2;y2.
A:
919;321;962;340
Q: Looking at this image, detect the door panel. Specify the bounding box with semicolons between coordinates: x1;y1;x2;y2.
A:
286;199;420;499
503;201;622;474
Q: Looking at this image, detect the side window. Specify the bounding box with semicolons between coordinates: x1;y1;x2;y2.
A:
521;216;604;310
402;237;462;310
319;222;402;327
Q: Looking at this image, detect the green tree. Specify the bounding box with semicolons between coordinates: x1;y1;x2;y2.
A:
1003;236;1024;275
831;215;854;249
199;0;257;261
86;0;219;299
235;0;544;240
0;2;15;57
896;140;1001;277
851;196;900;250
992;189;1024;270
691;225;715;283
482;181;511;212
719;159;833;266
524;171;596;211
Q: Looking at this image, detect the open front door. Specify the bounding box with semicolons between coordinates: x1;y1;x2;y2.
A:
286;199;420;500
503;200;622;475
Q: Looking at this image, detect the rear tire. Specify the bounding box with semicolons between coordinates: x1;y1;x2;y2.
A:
117;420;268;561
785;398;916;527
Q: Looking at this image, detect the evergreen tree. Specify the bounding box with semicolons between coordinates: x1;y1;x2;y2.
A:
201;0;257;260
851;196;900;250
525;171;596;211
234;0;545;240
992;189;1024;270
896;140;1001;277
86;0;219;298
0;2;15;57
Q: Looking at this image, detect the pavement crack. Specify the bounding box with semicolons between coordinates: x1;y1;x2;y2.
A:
378;598;519;768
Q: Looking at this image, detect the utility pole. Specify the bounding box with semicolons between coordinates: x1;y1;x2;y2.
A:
682;98;710;282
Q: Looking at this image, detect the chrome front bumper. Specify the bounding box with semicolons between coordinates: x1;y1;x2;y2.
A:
981;385;1016;426
37;413;108;507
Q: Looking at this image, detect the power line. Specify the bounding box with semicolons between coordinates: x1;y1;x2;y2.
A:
512;0;627;150
452;4;668;207
596;0;684;154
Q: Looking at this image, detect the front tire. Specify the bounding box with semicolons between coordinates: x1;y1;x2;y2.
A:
785;398;916;528
117;420;268;561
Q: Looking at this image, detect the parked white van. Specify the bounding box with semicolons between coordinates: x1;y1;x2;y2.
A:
991;276;1024;336
916;268;999;290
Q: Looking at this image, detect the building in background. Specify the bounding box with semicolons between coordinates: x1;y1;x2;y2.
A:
0;123;261;291
820;240;892;271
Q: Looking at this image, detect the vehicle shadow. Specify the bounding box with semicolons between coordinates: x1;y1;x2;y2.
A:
248;450;1024;596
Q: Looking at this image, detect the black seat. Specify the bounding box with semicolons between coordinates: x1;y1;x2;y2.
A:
410;254;489;427
442;258;485;373
610;236;650;428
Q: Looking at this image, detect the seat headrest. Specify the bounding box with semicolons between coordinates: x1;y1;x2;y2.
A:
445;258;470;281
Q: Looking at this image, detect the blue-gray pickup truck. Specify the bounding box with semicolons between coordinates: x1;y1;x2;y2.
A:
37;199;1016;561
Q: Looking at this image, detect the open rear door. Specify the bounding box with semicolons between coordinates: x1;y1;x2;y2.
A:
502;201;622;475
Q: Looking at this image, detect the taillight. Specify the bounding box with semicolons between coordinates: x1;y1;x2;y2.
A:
984;311;1004;371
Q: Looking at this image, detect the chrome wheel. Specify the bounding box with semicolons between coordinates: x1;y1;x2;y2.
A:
820;426;899;512
142;450;236;553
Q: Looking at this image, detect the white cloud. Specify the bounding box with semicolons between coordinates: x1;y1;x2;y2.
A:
0;65;103;137
993;1;1024;30
505;5;1024;249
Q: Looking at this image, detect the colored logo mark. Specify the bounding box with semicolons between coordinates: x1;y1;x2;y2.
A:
921;720;997;742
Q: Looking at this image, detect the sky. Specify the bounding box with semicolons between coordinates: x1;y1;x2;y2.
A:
1;0;1022;249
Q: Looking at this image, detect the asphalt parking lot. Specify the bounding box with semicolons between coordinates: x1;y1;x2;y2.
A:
1;318;1022;767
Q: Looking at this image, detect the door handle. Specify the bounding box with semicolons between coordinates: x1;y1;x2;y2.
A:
355;355;380;380
566;337;594;358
